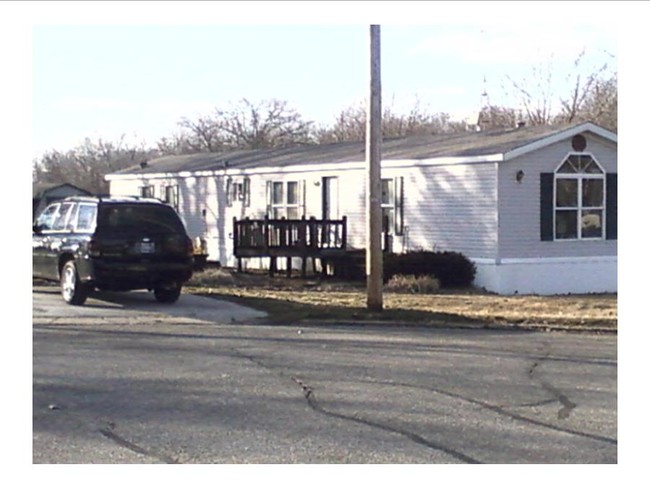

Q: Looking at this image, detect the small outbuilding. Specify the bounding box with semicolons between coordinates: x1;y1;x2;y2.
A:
106;122;617;295
33;182;93;220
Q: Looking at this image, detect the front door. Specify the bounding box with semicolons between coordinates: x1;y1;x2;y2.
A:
322;176;339;220
322;177;341;248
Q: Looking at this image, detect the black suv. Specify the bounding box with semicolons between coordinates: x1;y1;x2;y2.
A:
33;196;194;305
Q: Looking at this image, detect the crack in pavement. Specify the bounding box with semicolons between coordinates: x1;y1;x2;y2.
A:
290;376;481;464
237;346;615;448
234;349;481;463
528;351;578;420
98;421;179;464
351;377;615;445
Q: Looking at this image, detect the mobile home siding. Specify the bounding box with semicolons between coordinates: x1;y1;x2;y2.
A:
109;175;219;251
497;134;617;260
399;162;498;259
242;167;368;248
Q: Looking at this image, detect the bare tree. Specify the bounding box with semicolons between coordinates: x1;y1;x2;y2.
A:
215;98;314;149
315;103;367;143
556;50;615;127
505;56;556;126
316;99;467;143
178;116;223;152
477;105;520;130
33;136;155;194
156;132;196;156
576;73;617;131
503;50;617;130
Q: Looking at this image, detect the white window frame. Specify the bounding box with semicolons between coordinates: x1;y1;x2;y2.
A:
553;153;606;241
380;177;404;236
269;180;303;219
226;177;251;207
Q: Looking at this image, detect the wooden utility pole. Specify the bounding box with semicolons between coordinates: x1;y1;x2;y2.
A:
366;24;383;311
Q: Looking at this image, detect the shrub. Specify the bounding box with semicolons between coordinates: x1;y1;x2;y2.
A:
383;251;476;288
385;274;440;294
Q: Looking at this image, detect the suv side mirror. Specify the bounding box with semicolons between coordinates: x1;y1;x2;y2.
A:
33;224;42;234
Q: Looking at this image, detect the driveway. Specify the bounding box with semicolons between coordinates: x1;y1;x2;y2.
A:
33;286;617;463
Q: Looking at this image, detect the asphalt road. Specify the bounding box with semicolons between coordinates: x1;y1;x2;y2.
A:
33;286;617;464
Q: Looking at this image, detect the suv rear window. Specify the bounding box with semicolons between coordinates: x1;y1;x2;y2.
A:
97;203;186;234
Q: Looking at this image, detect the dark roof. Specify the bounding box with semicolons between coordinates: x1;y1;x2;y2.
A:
112;123;612;176
33;182;92;198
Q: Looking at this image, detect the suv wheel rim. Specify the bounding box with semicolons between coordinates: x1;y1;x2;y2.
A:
62;265;75;300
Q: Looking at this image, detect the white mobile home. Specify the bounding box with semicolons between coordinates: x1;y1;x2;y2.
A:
106;122;617;295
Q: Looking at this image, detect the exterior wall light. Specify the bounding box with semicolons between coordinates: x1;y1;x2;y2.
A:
516;170;525;183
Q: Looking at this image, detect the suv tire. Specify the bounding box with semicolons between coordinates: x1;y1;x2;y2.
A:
61;260;90;305
154;284;182;304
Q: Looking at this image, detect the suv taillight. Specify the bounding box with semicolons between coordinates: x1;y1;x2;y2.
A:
89;239;102;258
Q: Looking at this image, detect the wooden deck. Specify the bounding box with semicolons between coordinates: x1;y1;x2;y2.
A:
233;216;347;277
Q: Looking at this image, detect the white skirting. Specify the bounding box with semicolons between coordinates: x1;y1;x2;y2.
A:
472;256;617;295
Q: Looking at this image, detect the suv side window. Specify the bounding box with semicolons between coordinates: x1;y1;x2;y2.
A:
52;202;76;231
36;203;60;231
75;204;97;232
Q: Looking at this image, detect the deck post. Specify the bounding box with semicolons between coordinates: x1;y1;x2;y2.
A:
269;256;276;277
301;257;308;278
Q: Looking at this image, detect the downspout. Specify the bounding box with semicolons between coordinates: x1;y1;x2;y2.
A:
495;160;501;266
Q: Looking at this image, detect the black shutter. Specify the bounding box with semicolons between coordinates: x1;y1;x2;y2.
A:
265;181;273;218
540;173;554;241
606;173;617;240
243;178;251;207
395;176;404;236
226;178;233;207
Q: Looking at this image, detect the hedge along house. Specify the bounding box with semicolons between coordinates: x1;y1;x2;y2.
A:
105;121;617;295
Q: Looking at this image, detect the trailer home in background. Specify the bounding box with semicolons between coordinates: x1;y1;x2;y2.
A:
106;122;617;295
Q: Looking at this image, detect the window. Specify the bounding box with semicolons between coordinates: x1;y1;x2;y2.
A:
99;204;185;233
36;203;60;231
554;154;605;240
75;204;97;232
163;185;179;211
140;185;154;198
380;177;404;235
51;202;76;231
226;178;250;207
267;180;303;219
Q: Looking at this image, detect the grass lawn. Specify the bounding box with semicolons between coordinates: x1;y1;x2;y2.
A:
186;267;617;332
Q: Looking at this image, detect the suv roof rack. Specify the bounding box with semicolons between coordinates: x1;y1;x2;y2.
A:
63;195;163;203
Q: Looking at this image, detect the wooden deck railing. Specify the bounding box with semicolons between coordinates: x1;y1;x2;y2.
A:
233;216;347;276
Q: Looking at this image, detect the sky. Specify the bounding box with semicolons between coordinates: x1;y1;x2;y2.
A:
23;2;624;159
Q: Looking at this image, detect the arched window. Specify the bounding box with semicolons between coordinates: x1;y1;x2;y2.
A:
554;154;605;240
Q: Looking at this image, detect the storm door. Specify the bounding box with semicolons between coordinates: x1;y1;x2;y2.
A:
322;176;339;220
